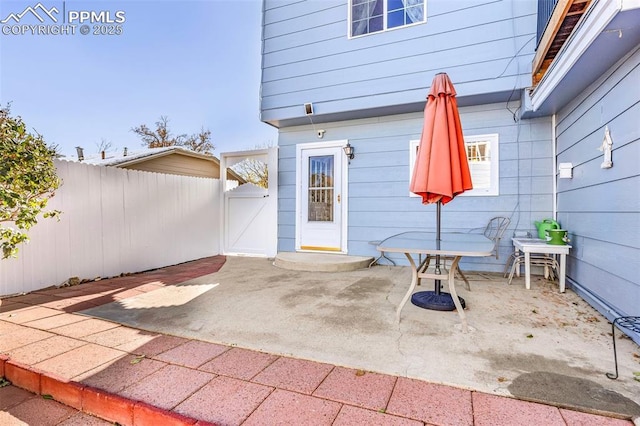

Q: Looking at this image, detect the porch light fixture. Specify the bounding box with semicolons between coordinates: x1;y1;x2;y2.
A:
343;143;354;162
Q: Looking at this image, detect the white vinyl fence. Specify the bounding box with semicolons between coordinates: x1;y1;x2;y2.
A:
0;160;220;296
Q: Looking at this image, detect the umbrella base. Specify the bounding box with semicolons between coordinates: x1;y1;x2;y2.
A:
411;291;466;311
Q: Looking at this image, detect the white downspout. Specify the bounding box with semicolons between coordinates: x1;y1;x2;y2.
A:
552;113;557;220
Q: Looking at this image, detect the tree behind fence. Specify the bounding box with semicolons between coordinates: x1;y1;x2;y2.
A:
0;160;220;296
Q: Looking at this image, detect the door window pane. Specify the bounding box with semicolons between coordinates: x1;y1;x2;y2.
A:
308;155;334;222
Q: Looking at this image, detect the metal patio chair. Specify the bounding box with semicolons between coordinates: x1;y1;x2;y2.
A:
442;216;511;291
504;253;559;285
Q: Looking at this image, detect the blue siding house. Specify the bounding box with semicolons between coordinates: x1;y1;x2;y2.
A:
260;0;640;343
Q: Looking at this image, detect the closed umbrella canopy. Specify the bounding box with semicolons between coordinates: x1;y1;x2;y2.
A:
409;72;473;312
410;73;472;204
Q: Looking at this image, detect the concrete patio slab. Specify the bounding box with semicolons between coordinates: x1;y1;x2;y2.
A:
77;256;640;419
274;252;373;272
1;254;638;425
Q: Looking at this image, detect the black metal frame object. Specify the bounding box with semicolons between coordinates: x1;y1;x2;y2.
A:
606;316;640;380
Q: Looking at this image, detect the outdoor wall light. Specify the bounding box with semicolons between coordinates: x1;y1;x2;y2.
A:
343;143;354;161
304;102;314;115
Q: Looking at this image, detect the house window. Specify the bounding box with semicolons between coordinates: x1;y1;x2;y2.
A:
409;133;499;197
350;0;426;38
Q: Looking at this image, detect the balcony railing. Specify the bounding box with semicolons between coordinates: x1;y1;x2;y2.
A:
533;0;592;85
537;0;559;48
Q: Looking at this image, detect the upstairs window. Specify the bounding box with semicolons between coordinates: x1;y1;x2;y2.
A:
350;0;426;38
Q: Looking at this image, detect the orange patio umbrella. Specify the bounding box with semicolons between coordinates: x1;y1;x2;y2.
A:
410;72;472;204
409;72;473;311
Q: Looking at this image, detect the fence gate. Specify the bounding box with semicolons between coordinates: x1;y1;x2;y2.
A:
220;147;278;257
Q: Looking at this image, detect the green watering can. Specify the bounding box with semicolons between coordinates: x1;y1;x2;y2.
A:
534;218;560;240
545;229;569;245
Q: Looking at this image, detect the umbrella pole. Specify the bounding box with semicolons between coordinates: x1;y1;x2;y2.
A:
411;199;466;311
435;201;442;294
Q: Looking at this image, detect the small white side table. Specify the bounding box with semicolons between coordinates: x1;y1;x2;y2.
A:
511;238;572;292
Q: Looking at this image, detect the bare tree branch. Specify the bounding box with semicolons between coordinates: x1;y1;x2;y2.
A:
180;128;213;154
95;138;113;153
131;117;214;153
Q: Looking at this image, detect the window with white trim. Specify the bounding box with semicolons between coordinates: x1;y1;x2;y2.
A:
349;0;426;38
409;133;500;197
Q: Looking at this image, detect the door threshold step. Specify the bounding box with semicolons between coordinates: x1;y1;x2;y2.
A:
273;252;373;272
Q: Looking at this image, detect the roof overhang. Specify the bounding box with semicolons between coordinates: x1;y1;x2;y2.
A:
263;89;521;129
525;0;640;117
113;147;217;168
113;148;246;182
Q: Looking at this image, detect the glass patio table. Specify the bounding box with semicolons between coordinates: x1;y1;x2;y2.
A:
377;231;494;332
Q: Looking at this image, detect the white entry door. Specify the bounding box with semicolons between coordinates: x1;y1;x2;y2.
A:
297;142;348;252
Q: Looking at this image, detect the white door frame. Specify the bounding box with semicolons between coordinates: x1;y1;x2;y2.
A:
295;140;349;253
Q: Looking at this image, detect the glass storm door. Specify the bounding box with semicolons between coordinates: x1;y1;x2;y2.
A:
299;147;343;251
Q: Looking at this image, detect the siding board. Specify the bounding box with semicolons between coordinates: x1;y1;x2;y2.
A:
557;177;639;212
555;47;640;329
558;140;639;193
264;19;533;74
567;260;638;318
262;0;537;124
262;56;532;110
263;2;531;58
557;212;638;249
